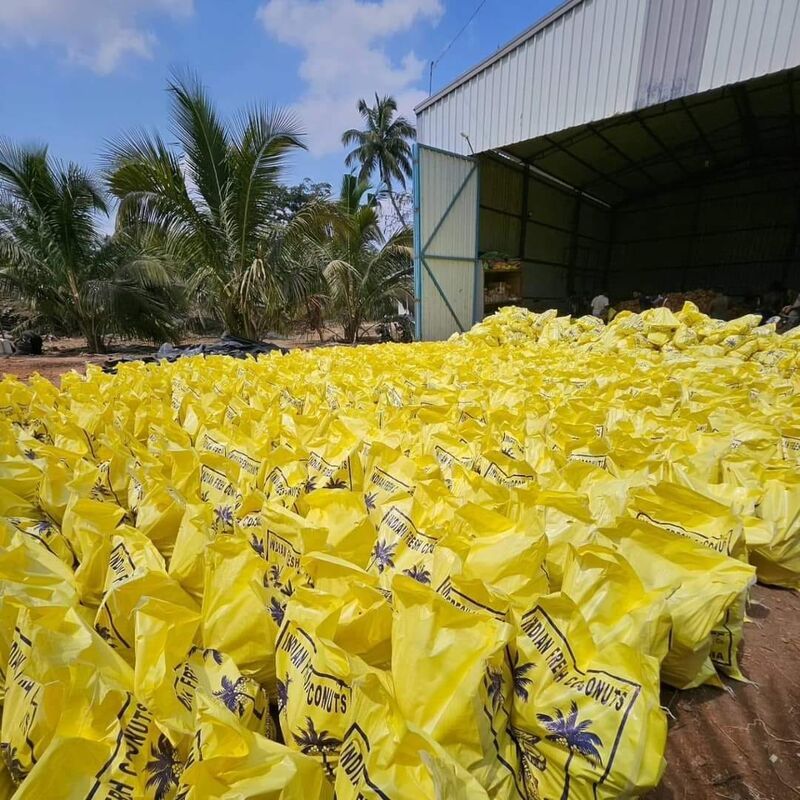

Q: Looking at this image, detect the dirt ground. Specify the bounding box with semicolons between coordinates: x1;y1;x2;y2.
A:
648;584;800;800
0;332;345;383
1;349;799;799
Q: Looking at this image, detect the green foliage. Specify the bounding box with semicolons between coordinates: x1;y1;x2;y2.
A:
265;179;332;225
313;174;412;343
342;94;415;220
0;140;181;352
104;71;316;340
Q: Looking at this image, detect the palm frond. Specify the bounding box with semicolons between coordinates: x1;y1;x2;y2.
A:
167;69;231;220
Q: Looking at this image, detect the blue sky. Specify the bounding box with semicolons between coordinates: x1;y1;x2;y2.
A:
0;0;559;195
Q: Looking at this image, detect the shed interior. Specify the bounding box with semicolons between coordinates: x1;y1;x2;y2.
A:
476;66;800;315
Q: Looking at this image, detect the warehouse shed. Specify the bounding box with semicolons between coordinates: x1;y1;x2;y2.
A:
413;0;800;340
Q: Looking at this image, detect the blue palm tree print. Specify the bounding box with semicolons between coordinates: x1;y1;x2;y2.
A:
267;564;282;588
370;539;396;573
364;491;377;511
511;651;534;702
249;533;266;558
145;734;182;800
203;648;224;665
402;563;431;585
269;597;286;626
537;701;603;800
484;666;505;712
214;505;234;528
276;677;290;716
213;676;253;717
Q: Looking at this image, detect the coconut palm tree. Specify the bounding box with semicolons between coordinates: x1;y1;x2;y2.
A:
485;666;505;712
213;675;254;717
269;596;286;626
402;563;431;585
276;677;290;716
292;717;341;780
145;734;182;800
537;702;603;800
370;539;397;573
105;71;321;340
314;174;412;343
342;94;414;220
0;142;180;352
511;652;534;702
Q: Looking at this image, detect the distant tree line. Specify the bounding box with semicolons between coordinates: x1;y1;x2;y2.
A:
0;73;415;351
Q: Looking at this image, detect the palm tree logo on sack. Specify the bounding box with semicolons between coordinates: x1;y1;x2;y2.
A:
537;701;603;800
370;539;396;573
145;734;182;800
293;717;342;780
213;676;255;717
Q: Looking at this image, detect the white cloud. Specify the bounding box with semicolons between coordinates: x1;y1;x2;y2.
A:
257;0;443;156
0;0;193;74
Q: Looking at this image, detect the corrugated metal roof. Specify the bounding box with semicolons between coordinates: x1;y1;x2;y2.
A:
417;0;800;155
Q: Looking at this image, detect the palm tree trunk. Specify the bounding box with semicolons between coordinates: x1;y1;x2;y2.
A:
386;187;403;222
81;319;106;354
343;319;360;344
560;751;574;800
85;333;106;354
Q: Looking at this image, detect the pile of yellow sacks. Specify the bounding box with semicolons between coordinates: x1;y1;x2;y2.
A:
0;301;797;800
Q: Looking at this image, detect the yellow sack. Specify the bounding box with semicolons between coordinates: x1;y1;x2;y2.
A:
335;666;492;800
1;604;134;786
254;502;328;587
175;697;333;800
627;480;748;560
275;587;366;780
561;545;671;663
95;528;198;663
135;590;268;740
200;535;274;685
9;696;179;800
367;481;457;587
0;455;40;502
197;452;240;534
441;503;549;611
602;517;755;687
753;469;800;589
303;490;376;569
525;490;598;590
306;420;364;492
391;576;521;798
300;554;392;669
361;441;419;515
261;445;308;508
627;481;753;680
168;502;215;601
61;496;126;607
0;527;80;704
2;513;77;570
510;594;666;800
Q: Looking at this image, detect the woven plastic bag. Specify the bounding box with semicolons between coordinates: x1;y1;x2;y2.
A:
335;666;492;800
174;696;333;800
510;593;666;800
602;517;755;687
390;576;522;798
